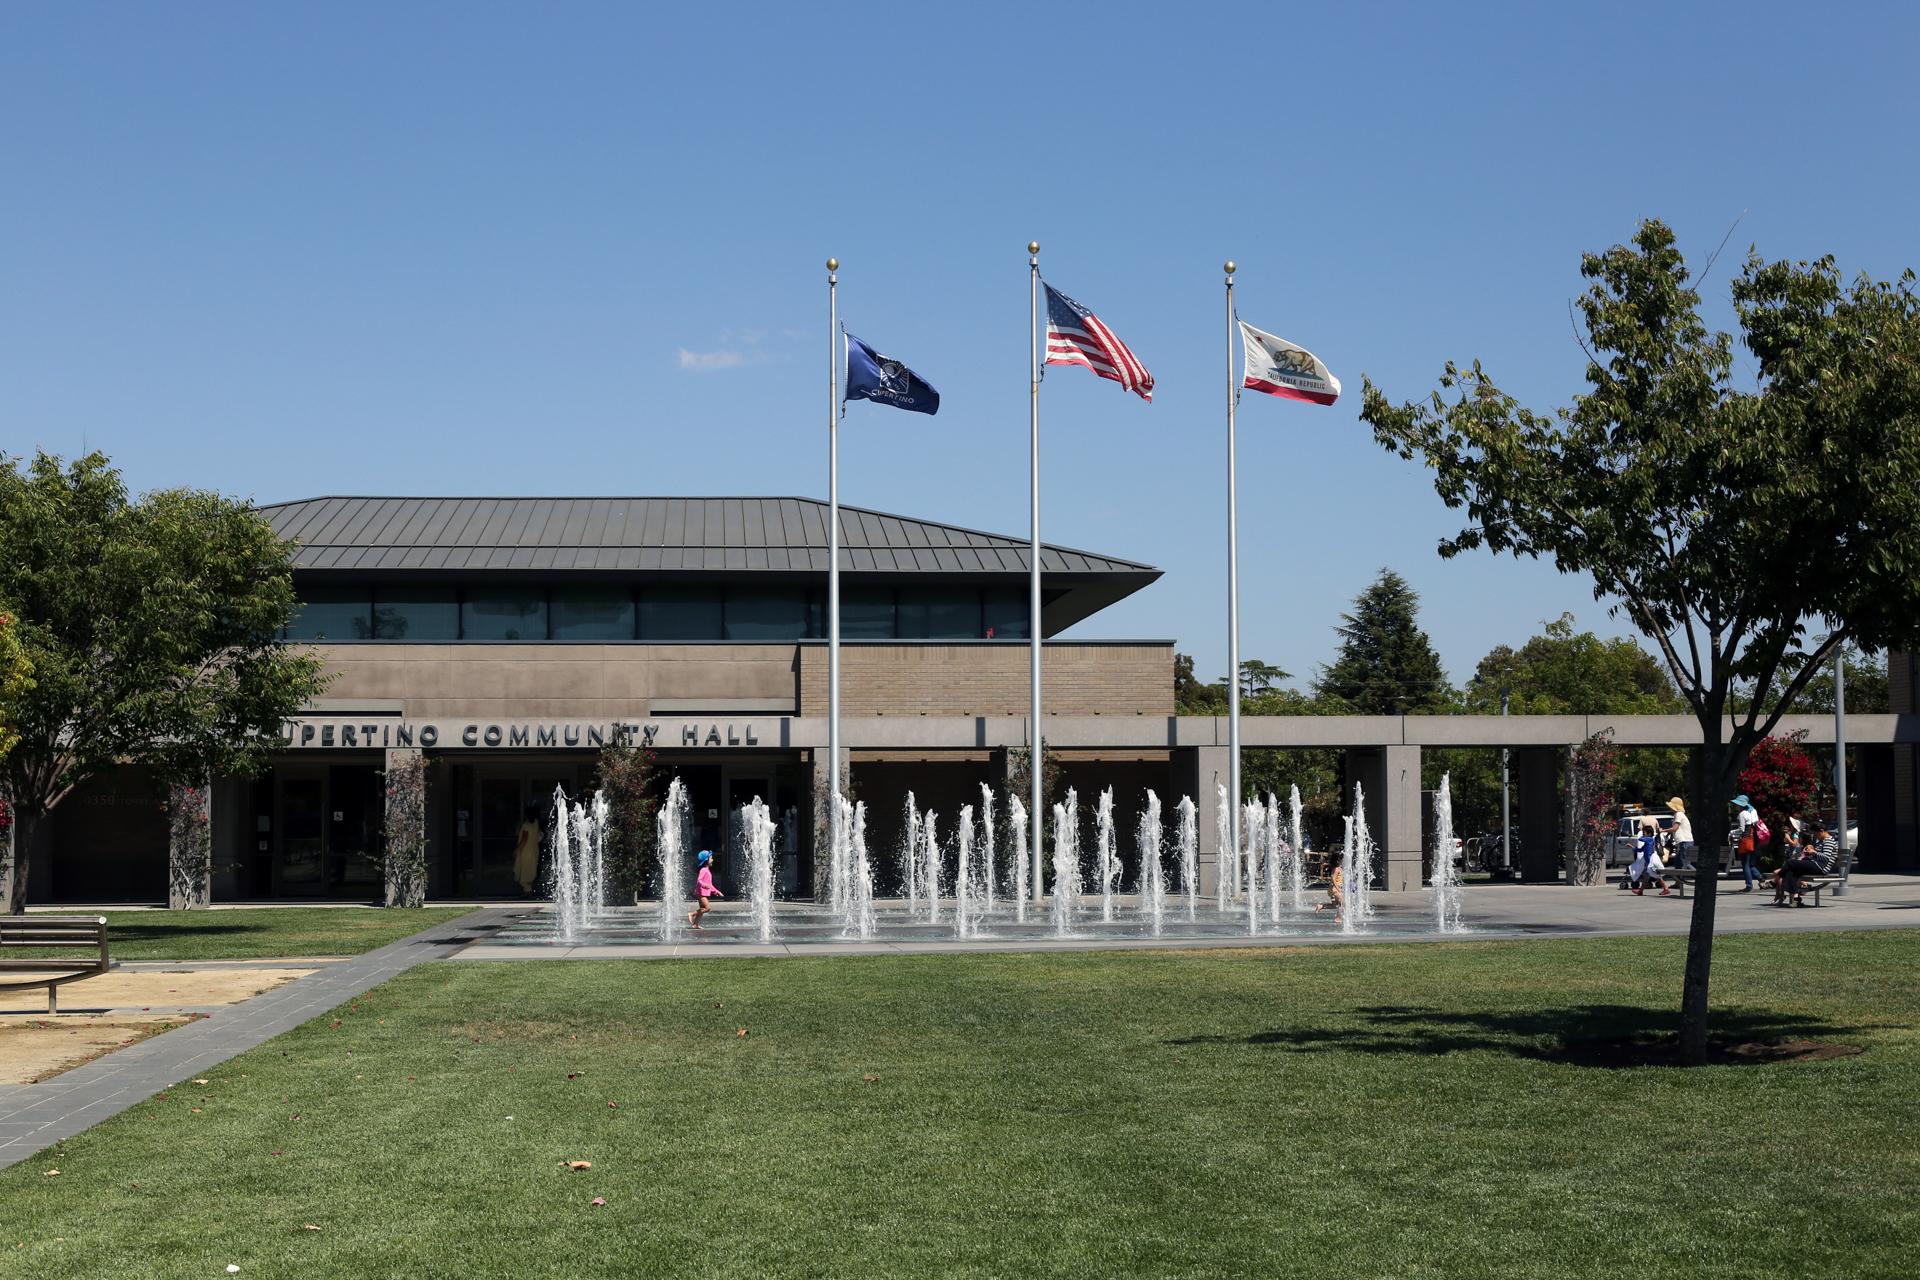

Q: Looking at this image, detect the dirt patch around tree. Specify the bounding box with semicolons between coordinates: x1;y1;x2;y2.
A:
1549;1034;1866;1068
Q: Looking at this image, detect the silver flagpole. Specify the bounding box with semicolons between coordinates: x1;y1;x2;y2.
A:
1225;261;1241;897
827;257;841;897
1029;241;1045;904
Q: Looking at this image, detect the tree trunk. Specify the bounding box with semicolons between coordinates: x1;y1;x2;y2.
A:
1679;732;1740;1065
3;807;38;915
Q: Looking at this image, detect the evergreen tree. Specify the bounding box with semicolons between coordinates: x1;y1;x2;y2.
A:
1313;569;1453;714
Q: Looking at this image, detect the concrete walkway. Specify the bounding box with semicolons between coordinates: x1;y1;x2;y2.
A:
0;908;507;1172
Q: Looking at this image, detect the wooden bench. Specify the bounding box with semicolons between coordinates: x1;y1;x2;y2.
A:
0;915;112;1013
1655;868;1835;905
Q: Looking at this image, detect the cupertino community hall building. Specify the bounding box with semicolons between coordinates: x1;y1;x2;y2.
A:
11;495;1920;904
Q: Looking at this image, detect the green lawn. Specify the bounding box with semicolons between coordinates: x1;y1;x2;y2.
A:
77;907;477;960
3;931;1916;1278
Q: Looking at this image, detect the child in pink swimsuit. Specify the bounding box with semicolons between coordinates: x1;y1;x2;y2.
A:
688;850;723;929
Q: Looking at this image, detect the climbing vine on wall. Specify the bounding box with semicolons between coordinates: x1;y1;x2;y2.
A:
167;783;212;908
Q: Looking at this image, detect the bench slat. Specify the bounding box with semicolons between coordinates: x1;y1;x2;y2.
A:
0;960;112;973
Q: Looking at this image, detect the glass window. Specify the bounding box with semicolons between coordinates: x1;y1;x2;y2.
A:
462;592;548;640
724;587;810;640
840;586;895;639
372;588;459;641
639;586;723;640
982;587;1030;640
287;587;372;641
897;587;980;639
551;587;635;641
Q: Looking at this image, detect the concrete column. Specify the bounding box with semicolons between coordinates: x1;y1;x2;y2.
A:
383;748;427;908
1348;746;1422;892
1174;745;1229;897
167;781;212;909
810;749;833;901
1515;748;1561;882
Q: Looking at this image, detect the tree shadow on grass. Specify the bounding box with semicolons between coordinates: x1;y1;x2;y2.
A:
1167;1004;1866;1068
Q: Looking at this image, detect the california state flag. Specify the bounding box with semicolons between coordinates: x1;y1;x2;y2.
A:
1239;320;1340;405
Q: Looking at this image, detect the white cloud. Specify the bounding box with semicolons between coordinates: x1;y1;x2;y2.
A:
675;347;761;373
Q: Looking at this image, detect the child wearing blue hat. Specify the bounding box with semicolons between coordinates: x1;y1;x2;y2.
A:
688;850;724;929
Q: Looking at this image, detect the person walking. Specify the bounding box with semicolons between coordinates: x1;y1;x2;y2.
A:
512;806;543;896
1666;797;1696;871
1627;817;1670;896
1730;794;1763;892
687;850;724;929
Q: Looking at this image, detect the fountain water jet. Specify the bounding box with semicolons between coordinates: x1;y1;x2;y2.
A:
1093;788;1119;923
1176;795;1199;920
1242;798;1265;935
1009;797;1030;924
922;808;941;924
1138;789;1165;936
978;784;998;916
549;786;578;944
1264;793;1281;926
1288;785;1307;913
1216;784;1235;911
900;794;921;910
655;777;690;941
1431;773;1465;933
745;796;776;943
1342;783;1376;935
1051;788;1081;937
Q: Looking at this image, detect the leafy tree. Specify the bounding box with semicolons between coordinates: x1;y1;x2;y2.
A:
0;609;30;764
1173;652;1227;715
594;735;661;903
1360;219;1920;1062
0;452;328;913
1314;569;1453;714
1750;648;1889;715
1238;659;1289;697
1463;615;1681;715
1565;734;1620;885
1738;735;1819;860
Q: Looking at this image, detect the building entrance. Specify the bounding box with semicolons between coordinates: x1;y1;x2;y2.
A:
270;764;384;898
443;760;584;899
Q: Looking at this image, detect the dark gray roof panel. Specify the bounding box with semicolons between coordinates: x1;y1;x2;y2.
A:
258;496;1158;578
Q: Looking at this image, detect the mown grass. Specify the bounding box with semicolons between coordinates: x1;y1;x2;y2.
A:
2;930;1916;1278
76;907;476;960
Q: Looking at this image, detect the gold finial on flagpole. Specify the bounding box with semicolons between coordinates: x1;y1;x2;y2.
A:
1224;260;1236;276
1028;241;1040;254
1028;241;1040;264
827;257;838;273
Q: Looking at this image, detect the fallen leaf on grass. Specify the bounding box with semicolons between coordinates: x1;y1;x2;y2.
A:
607;1101;618;1110
302;1224;321;1232
566;1072;583;1080
42;1169;58;1177
192;1078;210;1086
190;1108;203;1115
565;1160;592;1171
736;1028;749;1038
590;1197;607;1207
862;1075;880;1084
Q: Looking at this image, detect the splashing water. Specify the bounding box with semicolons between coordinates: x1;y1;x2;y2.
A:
1431;773;1465;933
1216;783;1235;911
899;793;921;910
978;783;998;916
955;804;974;938
847;798;876;940
744;796;777;944
922;808;941;924
1176;795;1199;920
1264;793;1282;926
549;786;577;944
1342;784;1376;935
1009;797;1030;924
1288;785;1307;914
1051;788;1081;937
655;777;689;941
1243;798;1265;935
1093;788;1119;923
1138;789;1165;936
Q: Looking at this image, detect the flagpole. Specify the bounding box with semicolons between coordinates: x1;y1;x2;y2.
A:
1225;260;1241;900
1029;241;1045;904
827;256;841;897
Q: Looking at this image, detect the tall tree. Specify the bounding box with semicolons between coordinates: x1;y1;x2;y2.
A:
1464;615;1682;716
1361;220;1920;1063
0;452;328;912
1314;569;1453;714
0;609;30;764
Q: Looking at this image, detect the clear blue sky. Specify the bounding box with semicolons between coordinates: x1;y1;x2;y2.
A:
4;3;1914;687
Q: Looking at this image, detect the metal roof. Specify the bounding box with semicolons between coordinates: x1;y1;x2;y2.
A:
259;496;1160;579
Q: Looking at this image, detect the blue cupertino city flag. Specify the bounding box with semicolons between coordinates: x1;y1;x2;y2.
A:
845;332;940;415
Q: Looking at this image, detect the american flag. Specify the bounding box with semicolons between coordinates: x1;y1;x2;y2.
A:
1044;282;1154;402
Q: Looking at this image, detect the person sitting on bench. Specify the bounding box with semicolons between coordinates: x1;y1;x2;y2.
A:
1777;821;1839;907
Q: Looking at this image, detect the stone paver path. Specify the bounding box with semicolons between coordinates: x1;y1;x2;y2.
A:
0;908;502;1171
